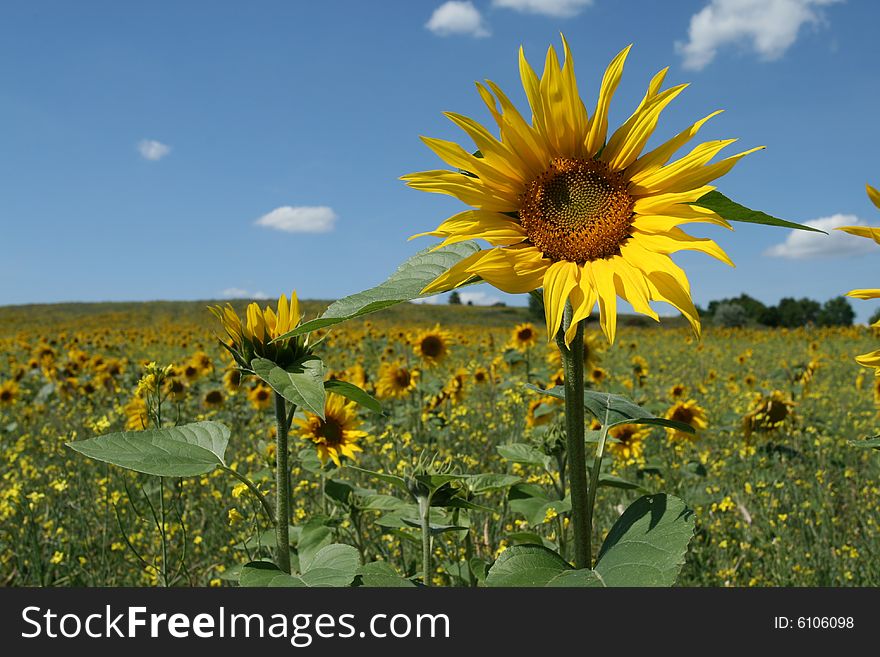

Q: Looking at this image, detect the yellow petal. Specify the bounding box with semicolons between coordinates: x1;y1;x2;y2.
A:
543;260;579;341
401;169;516;212
867;183;880;210
634;145;764;196
564;264;597;346
846;288;880;300
632;204;731;232
855;349;880;370
411;210;527;248
609;258;659;321
473;245;549;294
586;45;632;156
835;225;880;245
632;228;735;266
591;259;619;344
626;110;723;180
603;83;688;172
632;185;716;214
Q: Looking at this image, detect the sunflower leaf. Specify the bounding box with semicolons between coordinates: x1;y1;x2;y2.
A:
323;379;383;415
849;435;880;450
251;357;326;419
66;421;229;477
606;416;695;434
273;241;483;340
693;191;825;233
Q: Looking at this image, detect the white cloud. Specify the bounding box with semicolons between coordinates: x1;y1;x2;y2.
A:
492;0;593;18
220;287;269;300
255;206;337;233
137;139;171;161
764;214;876;260
426;1;490;37
675;0;839;71
459;291;501;306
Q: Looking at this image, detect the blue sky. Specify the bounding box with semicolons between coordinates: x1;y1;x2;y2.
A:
1;0;878;321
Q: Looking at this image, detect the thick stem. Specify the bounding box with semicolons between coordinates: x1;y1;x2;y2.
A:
557;306;590;568
418;496;432;587
274;392;292;574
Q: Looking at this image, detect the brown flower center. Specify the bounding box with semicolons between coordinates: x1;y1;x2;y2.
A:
419;335;445;359
317;418;344;447
520;157;634;263
394;369;412;388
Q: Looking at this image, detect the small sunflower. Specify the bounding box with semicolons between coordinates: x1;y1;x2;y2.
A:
223;367;242;394
607;424;651;464
412;325;453;365
664;399;708;441
407;37;759;344
588;366;608;386
294;394;367;466
375;362;420;399
743;390;795;439
546;330;602;370
510;322;539;350
203;389;225;409
209;292;307;368
248;383;273;411
472;366;492;385
835;184;880;375
0;380;20;405
668;383;687;399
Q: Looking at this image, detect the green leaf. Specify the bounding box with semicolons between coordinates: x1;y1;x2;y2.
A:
252;357;325;418
324;379;383;414
239;561;307;587
355;561;417;587
693;190;824;233
463;473;521;494
595;493;695;587
546;569;604;587
529;385;651;425
296;519;333;572
485;545;573;587
849;435;880;450
598;473;646;492
300;544;361;587
496;443;552;470
607;416;696;435
346;465;409;494
508;484;570;526
276;241;482;339
66;421;229;477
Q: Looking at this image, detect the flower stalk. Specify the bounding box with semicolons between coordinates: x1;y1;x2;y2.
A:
274;392;292;573
557;304;590;569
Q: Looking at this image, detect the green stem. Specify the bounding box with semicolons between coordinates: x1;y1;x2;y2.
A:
557;305;590;568
274;392;292;574
585;420;610;569
418;496;432;587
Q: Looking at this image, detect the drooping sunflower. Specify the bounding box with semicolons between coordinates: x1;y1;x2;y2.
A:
412;325;453;365
294;394;366;466
247;382;273;411
835;184;880;374
664;399;708;442
406;38;759;344
203;389;225;409
375;362;420;399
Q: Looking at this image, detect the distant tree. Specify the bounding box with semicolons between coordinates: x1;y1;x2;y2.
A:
466;300;474;306
870;307;880;326
528;290;545;324
713;302;750;328
492;301;507;307
707;294;767;323
758;305;781;327
818;296;855;327
776;297;821;327
448;291;462;305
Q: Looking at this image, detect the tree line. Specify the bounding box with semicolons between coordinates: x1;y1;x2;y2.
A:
704;294;873;328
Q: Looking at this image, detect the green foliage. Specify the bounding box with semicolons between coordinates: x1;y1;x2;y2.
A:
713;302;750;328
251;356;326;417
239;543;361;587
817;296;856;327
486;494;694;586
448;291;462;305
694;191;823;233
66;421;229;477
277;242;483;339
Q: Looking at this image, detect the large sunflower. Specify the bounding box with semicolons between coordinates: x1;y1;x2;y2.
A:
405;38;760;344
836;183;880;374
294;394;367;467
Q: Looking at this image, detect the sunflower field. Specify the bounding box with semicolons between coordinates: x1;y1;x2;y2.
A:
1;298;878;587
